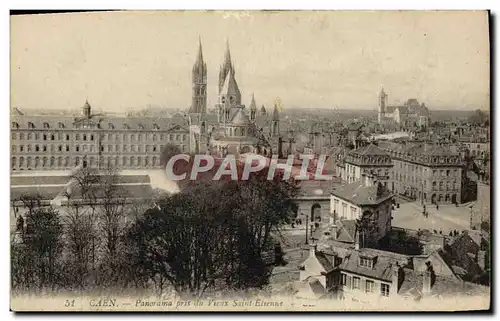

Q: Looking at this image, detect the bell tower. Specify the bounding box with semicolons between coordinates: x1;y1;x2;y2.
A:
191;37;207;114
378;87;388;124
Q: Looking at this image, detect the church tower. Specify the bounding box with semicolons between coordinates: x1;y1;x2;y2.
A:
271;104;280;137
83;100;91;119
378;88;388;124
249;93;257;121
191;37;207;114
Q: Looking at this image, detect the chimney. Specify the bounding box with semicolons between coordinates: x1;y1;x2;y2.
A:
477;250;486;271
355;230;361;250
391;263;400;296
309;244;317;258
331;224;338;240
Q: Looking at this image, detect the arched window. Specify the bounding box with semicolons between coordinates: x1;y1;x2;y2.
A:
90;134;94;141
19;157;24;167
11;157;16;169
75;157;80;166
64;157;69;167
26;157;31;168
57;157;62;167
35;145;40;152
83;134;87;141
144;157;149;166
152;156;157;166
42;157;47;167
137;156;142;166
50;157;55;167
43;122;50;129
35;157;41;168
76;134;80;140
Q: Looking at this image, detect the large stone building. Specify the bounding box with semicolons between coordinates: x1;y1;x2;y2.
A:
378;141;463;204
10;38;283;171
377;88;430;127
10;101;189;171
186;40;282;157
339;143;393;186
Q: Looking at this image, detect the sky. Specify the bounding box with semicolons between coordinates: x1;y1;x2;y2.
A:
10;11;490;112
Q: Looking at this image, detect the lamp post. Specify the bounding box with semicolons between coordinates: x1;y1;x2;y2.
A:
300;213;309;245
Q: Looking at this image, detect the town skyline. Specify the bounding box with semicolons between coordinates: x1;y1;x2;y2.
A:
11;11;489;112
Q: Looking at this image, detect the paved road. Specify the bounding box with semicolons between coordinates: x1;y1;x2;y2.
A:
392;201;471;233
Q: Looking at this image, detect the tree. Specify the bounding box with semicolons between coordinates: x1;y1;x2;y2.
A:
124;171;298;298
11;206;64;293
95;167;130;288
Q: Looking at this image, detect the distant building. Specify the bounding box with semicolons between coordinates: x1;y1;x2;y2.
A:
377;88;430;127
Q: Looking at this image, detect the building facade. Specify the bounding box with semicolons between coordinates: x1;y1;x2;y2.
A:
11;101;190;171
330;173;393;244
343;144;393;187
378;141;463;204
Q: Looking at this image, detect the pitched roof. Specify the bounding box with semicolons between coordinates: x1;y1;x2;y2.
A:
332;180;392;206
338;248;410;282
350;143;390;157
230;108;251;126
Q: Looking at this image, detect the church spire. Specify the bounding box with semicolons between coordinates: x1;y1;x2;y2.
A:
219;38;235;93
196;35;204;63
224;38;232;66
250;93;257;110
191;37;207;114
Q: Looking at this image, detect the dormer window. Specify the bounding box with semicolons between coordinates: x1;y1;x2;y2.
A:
28;122;35;129
108;123;114;129
58;122;65;129
123;123;129;130
12;122;19;129
153;123;159;130
43;122;50;129
359;256;376;269
138;124;144;130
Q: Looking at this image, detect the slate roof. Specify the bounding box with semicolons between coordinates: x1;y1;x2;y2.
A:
11;114;188;131
336;220;357;243
338;248;410;282
350;143;390;157
332;180;392;206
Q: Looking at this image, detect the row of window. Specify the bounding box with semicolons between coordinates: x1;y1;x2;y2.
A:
11;132;188;142
341;274;390;297
12;144;185;154
11;156;160;169
12;121;169;131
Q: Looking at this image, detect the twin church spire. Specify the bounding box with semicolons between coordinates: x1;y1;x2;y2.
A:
191;38;242;114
